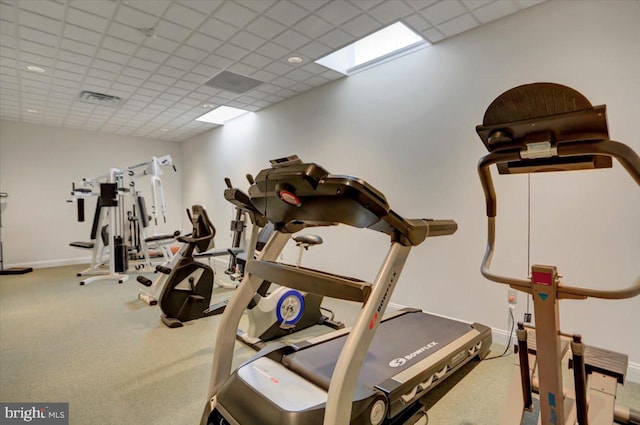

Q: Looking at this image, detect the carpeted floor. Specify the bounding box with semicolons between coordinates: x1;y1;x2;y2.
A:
1;265;638;425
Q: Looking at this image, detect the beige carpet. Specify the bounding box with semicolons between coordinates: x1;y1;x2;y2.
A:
1;265;638;425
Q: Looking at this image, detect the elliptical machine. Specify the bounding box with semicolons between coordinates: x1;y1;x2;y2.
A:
156;204;217;328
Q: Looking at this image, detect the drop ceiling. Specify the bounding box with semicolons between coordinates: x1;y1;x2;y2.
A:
0;0;544;142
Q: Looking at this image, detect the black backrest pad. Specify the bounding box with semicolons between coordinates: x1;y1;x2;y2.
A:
191;205;216;253
248;161;429;246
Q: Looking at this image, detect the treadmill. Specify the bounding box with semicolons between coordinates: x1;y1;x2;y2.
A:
203;156;492;425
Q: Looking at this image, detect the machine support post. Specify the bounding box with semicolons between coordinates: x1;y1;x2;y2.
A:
571;335;588;425
323;242;411;425
531;264;565;425
516;322;533;411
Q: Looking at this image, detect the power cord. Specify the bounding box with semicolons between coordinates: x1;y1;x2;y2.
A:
484;307;515;360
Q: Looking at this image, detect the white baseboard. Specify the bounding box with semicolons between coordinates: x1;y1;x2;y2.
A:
626;361;640;384
4;257;91;270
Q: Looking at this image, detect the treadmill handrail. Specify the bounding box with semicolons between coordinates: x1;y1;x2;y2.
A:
478;139;640;300
249;160;455;246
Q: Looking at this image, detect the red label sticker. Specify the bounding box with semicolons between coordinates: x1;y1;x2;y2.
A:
532;271;552;286
369;313;379;330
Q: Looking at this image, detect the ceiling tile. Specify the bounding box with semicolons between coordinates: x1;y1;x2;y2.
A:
129;57;161;72
178;0;223;15
404;13;432;32
122;0;172;17
92;59;123;73
405;0;438;11
18;40;53;57
421;0;466;25
136;47;169;63
293;15;334;39
114;4;158;28
250;69;278;82
186;32;223;51
421;27;445;43
215;43;250;61
285;68;313;82
272;29;311;50
213;1;258;28
201;53;233;69
174;45;208;62
297;40;332;60
472;0;518;23
368;1;414;23
163;2;208;28
18;10;63;35
18;0;65;20
19;27;59;47
60;38;97;56
102;36;138;56
341;13;381;37
317;28;353;49
107;22;145;44
437;12;478;36
154;19;192;43
191;63;220;77
264;1;308;26
68;0;118;19
255;41;289;60
66;7;109;32
245;16;287;39
156;65;186;79
96;48;130;65
143;36;180;54
264;61;294;75
291;0;330;11
58;50;92;67
461;0;493;10
227;62;259;76
517;0;546;9
240;52;273;68
351;0;386;10
199;17;238;40
121;66;151;80
165;55;197;70
229;31;267;51
63;24;103;46
315;1;361;26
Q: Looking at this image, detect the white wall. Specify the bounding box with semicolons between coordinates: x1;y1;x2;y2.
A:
0;121;183;268
180;0;640;379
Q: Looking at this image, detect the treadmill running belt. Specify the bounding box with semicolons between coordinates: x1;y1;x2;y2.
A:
282;311;473;391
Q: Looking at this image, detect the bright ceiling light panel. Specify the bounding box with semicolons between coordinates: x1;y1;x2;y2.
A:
195;106;251;125
316;22;428;75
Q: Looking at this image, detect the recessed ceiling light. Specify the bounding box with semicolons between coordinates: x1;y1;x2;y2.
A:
160;128;169;132
287;56;303;64
26;109;39;113
202;103;214;108
26;65;45;73
315;22;428;75
195;106;251;125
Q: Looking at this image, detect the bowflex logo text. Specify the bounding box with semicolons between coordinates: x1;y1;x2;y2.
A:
1;403;68;424
388;341;439;368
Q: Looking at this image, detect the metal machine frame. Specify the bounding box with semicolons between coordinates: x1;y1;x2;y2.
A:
476;83;640;425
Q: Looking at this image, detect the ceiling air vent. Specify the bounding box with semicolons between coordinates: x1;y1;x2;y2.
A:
78;90;123;107
204;71;264;94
